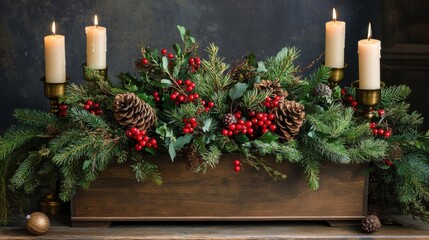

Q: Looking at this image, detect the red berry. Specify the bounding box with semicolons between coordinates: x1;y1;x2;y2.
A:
378;109;385;116
143;136;149;141
273;100;279;107
186;86;193;92
126;130;133;138
59;105;68;111
142;58;149;65
241;128;247;134
193;94;199;99
135;144;143;151
170;93;177;100
190;117;197;124
222;129;229;136
351;101;358;107
147;143;152;148
245;121;252;128
265;120;272;126
167;53;174;59
258;120;265;127
261;128;269;134
161;48;167;55
234;165;241;172
227;131;233;137
369;122;377;129
268;114;275;120
235;124;242;130
347;96;354;102
139;130;146;136
185;123;192;129
378;128;385;136
139;140;147;147
136;135;143;141
341;89;346;95
269;125;277;131
384;159;394;166
183;127;190;134
233;160;240;166
86;100;94;106
247;128;254;134
205;107;210;112
251;118;258;124
384;131;391;138
189;58;195;65
256;113;264;120
95;109;103;115
235;112;242;119
372;128;379;135
249;111;256;117
83;104;91;111
195;57;201;65
177;79;183;85
228;124;236;131
150;139;157;145
207;101;215;108
185;79;192;85
178;95;186;102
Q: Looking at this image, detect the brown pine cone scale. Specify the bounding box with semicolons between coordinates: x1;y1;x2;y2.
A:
112;93;157;130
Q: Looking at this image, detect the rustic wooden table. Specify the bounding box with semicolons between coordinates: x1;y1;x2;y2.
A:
1;214;428;240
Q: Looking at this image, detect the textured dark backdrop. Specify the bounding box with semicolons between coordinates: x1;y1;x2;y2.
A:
0;0;379;134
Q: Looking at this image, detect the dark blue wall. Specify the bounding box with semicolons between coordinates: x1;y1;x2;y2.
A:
0;0;378;133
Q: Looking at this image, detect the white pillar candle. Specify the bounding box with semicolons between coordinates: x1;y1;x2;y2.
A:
358;23;381;89
44;21;66;83
325;8;346;68
85;15;107;69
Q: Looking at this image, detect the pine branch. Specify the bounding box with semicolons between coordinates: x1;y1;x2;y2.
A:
295;65;330;101
131;161;162;185
251;140;302;163
348;139;388;163
52;135;100;166
301;135;351;164
9;152;41;191
68;107;109;130
264;47;300;86
300;153;320;190
240;89;272;111
13;109;60;128
0;126;42;160
200;145;222;169
379;85;411;108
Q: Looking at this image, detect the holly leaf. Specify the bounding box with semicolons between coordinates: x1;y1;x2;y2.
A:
145;147;156;155
82;160;91;170
137;93;155;107
174;134;193;148
168;142;176;161
202;118;212;132
229;82;248;100
161;56;169;72
235;134;249;143
257;61;268;73
247;52;257;67
259;132;279;143
177;25;186;42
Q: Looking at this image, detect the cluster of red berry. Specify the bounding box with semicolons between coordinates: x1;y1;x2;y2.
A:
264;96;281;109
58;104;68;118
182;117;198;134
369;109;392;139
126;127;158;151
233;159;241;172
170;79;200;104
221;111;276;138
83;100;103;115
152;91;161;102
341;89;358;109
188;57;201;73
200;100;215;113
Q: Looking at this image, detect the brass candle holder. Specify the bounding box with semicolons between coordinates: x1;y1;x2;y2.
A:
326;63;347;89
41;77;69;114
82;63;108;81
40;77;69;214
352;80;385;119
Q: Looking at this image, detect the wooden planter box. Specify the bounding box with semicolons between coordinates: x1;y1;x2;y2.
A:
71;154;368;227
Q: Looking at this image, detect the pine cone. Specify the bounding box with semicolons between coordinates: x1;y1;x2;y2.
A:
223;113;237;126
314;83;332;97
361;215;381;233
230;61;257;82
274;100;306;141
112;93;157;130
254;79;288;99
389;143;404;161
185;145;203;172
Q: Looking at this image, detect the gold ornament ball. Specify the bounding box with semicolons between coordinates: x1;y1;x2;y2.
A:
26;212;50;236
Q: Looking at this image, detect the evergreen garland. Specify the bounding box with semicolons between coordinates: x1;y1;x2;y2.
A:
1;25;429;225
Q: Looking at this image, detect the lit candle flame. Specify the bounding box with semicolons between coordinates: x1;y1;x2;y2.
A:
332;8;337;22
52;21;56;35
367;22;372;41
94;15;98;27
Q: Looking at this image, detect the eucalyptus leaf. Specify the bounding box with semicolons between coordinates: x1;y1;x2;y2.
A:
168;142;176;161
229;82;248;100
248;76;261;87
177;25;186;42
257;61;268;73
162;56;169;72
173;43;182;55
173;64;181;78
174;134;193;148
275;47;289;62
202;119;212;132
160;79;173;87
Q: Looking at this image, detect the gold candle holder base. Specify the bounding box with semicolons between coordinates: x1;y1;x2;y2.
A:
41;78;69;114
352;80;385;119
82;63;108;81
38;193;65;215
326;63;347;89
